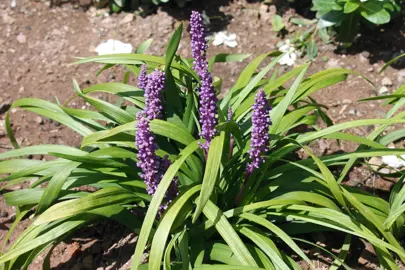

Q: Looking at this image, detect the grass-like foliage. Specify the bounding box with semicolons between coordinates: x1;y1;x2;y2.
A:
1;12;405;270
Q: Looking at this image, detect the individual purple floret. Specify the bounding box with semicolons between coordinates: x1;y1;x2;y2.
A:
144;69;166;120
135;113;161;195
137;64;148;90
246;89;271;176
190;11;218;150
228;107;233;122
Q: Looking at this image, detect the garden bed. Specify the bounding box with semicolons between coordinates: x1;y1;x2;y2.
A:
1;0;405;269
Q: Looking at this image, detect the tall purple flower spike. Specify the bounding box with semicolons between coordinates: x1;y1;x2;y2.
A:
138;64;148;90
190;11;208;75
135;68;178;213
135;113;161;196
136;113;179;212
246;89;271;176
144;69;166;120
190;11;218;150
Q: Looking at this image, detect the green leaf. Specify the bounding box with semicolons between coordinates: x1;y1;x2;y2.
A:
339;13;359;42
272;15;285;32
148;185;201;269
0;145;86;160
131;141;201;269
194;265;266;270
239;213;313;266
303;146;347;209
344;1;360;13
35;162;81;214
150;119;196;146
202;200;258;267
193;132;225;222
234;65;307;121
165;23;182;69
82;82;145;107
0;217;87;264
297;118;405;144
312;0;342;12
80;94;135;124
232;55;283;110
206;243;242;266
360;2;391;24
306;40;318;60
208;54;251;71
71;53;198;81
6;99;92;148
271;63;310;133
318;11;344;29
222;53;277;109
237;227;290;270
136;38;153;54
34;187;137;224
290;17;316;26
0;159;42;174
380;53;405;72
164;23;183;114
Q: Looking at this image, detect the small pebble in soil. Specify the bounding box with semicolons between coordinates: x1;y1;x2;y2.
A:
34;116;44;124
382;77;393;87
379;86;389;95
16;33;27;44
0;209;9;218
361;51;370;58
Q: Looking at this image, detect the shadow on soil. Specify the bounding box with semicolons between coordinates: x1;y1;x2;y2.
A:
52;221;136;270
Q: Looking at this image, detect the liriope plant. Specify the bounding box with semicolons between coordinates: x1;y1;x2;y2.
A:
1;11;405;270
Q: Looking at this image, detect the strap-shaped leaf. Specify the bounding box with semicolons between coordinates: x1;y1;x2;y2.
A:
239;213;312;267
202;200;257;267
238;227;289;269
149;185;201;269
270;63;309;134
193;132;225;222
132;141;201;269
34;187;137;224
0;217;87;264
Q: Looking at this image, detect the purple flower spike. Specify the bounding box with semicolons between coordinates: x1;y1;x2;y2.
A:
138;65;148;90
145;69;166;120
190;11;218;150
135;113;161;195
198;70;218;150
246;89;271;176
190;11;208;76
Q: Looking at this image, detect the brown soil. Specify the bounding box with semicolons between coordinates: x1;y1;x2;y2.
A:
1;0;405;269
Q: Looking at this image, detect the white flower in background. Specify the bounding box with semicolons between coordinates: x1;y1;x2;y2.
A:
212;31;238;48
95;39;133;55
278;40;297;66
382;146;405;168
